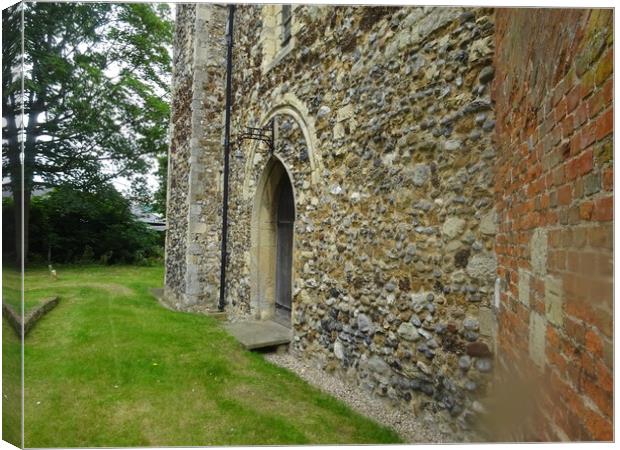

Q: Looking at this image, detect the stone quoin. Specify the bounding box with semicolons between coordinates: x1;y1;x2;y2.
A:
164;5;613;441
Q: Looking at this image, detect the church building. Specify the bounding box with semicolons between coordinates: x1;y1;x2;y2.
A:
164;5;613;441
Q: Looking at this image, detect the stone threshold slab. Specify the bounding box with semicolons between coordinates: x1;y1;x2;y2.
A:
224;320;292;350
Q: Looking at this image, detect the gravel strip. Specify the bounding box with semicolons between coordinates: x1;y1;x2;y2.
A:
264;351;474;443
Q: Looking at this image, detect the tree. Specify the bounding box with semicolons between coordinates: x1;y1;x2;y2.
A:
3;185;162;265
152;154;168;215
2;2;172;266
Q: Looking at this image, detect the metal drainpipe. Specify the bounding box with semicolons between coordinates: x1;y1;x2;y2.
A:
218;4;235;312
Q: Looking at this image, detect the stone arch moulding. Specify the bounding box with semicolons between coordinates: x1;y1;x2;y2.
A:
249;154;298;322
242;92;323;198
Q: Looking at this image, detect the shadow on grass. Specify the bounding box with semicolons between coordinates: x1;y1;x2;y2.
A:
13;264;402;447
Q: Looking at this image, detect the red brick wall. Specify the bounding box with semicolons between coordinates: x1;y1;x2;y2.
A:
492;9;613;441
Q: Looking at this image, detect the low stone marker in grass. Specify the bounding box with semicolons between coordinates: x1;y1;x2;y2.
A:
2;296;59;337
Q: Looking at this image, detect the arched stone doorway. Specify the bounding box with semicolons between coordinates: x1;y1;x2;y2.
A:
250;156;296;327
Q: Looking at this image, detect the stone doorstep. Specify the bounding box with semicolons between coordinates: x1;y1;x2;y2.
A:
224;320;292;350
206;310;228;321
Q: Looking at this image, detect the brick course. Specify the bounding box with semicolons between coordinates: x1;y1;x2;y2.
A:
492;8;613;441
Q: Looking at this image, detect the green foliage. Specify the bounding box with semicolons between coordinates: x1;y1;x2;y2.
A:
5;265;402;446
4;2;173;189
2;3;173;264
153;154;168;215
3;186;162;265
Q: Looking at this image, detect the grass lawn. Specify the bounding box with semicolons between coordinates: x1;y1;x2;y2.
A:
2;314;22;447
2;266;23;447
3;266;54;314
3;264;402;447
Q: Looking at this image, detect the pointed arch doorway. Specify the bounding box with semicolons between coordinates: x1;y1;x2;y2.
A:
250;157;296;327
274;174;294;324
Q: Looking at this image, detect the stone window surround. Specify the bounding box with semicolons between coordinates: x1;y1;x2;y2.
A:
260;4;300;74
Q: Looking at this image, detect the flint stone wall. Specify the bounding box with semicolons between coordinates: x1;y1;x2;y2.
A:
222;5;499;430
165;4;228;310
164;4;195;305
166;5;613;440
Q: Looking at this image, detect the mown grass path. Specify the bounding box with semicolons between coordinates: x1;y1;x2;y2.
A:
3;265;401;447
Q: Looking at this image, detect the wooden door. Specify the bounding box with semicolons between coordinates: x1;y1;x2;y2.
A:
274;176;294;325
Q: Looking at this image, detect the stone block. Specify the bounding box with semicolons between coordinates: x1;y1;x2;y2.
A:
442;217;466;239
368;355;391;376
444;139;461;151
544;275;564;326
411;163;431;187
478;307;496;338
191;221;207;234
385;39;400;59
518;268;530;307
183;294;200;306
466;253;497;283
333;123;345;139
410;8;460;46
336;104;354;122
529;312;546;369
479;209;497;235
185;278;203;296
531;229;548;275
397;322;420;341
584;172;601;196
334;340;345;360
445;240;461;252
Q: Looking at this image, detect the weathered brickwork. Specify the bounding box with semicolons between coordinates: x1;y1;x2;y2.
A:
165;5;613;441
492;9;613;441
